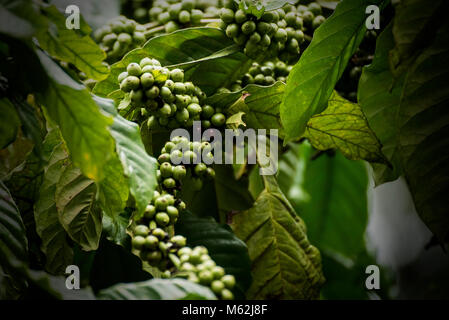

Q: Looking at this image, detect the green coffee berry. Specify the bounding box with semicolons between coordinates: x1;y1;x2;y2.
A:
134;225;149;237
127;63;142;76
132;236;145;250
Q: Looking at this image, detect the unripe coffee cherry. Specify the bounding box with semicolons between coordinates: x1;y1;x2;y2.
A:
226;24;239;38
144;204;156;219
220;8;234;24
241;21;256;35
211;113;226;127
134;225;149;237
120;76;140;92
132;236;145;250
155;212;170;226
127;63;142;76
144;235;159;250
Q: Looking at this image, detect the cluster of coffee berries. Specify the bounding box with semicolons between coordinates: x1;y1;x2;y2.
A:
94;16;146;63
220;60;293;92
149;0;206;33
132;220;188;273
297;2;326;33
157;136;216;192
218;2;305;60
176;245;236;300
144;190;185;228
118;57;225;129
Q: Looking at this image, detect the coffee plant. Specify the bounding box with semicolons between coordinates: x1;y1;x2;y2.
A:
0;0;448;301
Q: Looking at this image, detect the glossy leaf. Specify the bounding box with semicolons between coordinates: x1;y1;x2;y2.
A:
397;19;449;241
36;6;109;80
95;96;158;217
94;27;248;97
36;51;115;182
358;23;405;185
281;0;387;143
296;145;368;259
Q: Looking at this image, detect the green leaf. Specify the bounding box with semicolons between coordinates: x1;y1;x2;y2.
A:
98;278;216;300
36;6;109;80
35;142;74;275
97;156;129;220
389;0;448;77
231;175;324;299
0;181;28;263
296;144;368;259
396;19;449;241
95;96;158;218
304;92;387;164
36;50;115;182
281;0;387;143
277;143;310;205
94;28;248;97
55;164;102;251
358;23;405;185
175;211;252;299
0;98;21;149
142;27;240;68
206;82;285;135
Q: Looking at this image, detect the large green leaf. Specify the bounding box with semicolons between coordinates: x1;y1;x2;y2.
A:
396;19;449;241
175;211;252;299
35;143;74;275
36;6;109;80
304;92;386;164
93;27;248;97
55;164;102;251
295;144;368;259
0;98;21;149
390;0;448;77
360;7;449;241
231;175;324;299
36;50;115;182
358;23;405;185
97;156;129;220
98;278;216;300
95;96;157;217
205;82;285;135
280;0;387;143
0;181;28;263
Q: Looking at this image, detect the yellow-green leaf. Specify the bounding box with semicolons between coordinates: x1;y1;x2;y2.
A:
304;92;387;164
